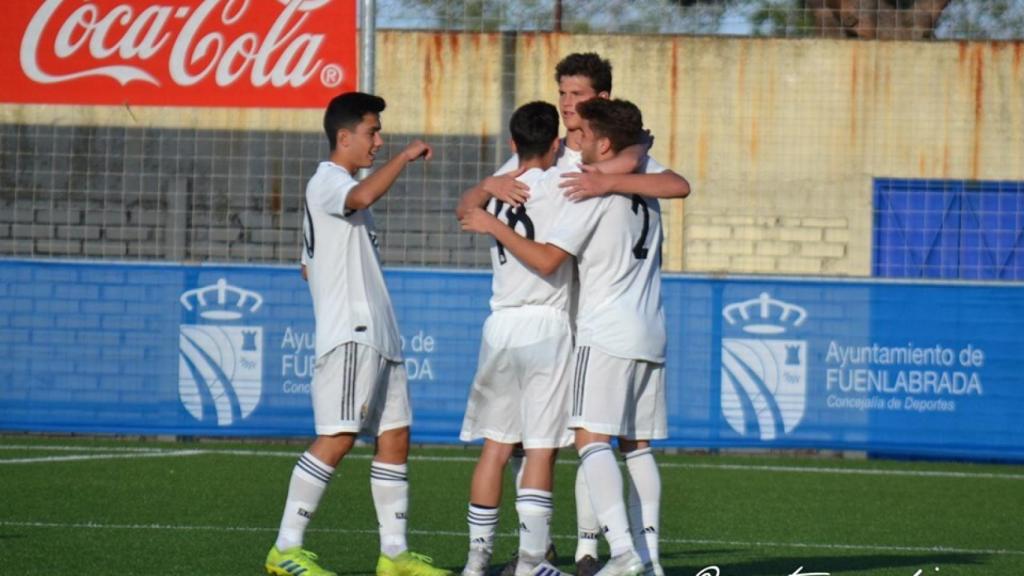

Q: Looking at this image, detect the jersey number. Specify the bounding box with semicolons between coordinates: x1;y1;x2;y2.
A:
492;201;535;265
631;195;650;260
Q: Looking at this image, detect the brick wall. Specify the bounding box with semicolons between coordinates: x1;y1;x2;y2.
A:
0;124;496;269
685;214;850;275
0;263;179;417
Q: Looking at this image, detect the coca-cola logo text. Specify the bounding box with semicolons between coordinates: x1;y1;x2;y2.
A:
2;0;356;107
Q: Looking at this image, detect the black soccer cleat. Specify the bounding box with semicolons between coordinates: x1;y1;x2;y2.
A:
574;555;599;576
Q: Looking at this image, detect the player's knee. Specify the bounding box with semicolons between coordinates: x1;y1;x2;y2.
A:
480;439;516;467
374;426;410;463
617;438;649;455
574;429;610;452
524;447;558;464
311;433;357;466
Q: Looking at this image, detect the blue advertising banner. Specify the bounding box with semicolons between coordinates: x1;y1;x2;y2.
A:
1;259;1022;461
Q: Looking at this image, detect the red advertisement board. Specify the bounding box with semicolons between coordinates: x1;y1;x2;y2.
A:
0;0;357;108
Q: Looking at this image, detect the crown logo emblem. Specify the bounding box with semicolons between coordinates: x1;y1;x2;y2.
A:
180;278;263;321
722;292;807;335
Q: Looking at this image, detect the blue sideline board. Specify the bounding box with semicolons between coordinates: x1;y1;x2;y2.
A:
1;259;1022;461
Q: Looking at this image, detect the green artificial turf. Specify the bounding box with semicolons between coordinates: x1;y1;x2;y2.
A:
1;437;1021;575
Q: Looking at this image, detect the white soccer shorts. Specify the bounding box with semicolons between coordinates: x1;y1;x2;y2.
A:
568;345;667;440
312;342;411;437
460;306;574;449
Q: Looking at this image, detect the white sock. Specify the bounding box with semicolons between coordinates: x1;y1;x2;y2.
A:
275;452;334;551
371;460;409;558
515;489;553;574
579;443;634;558
574;465;600;561
625;448;660;566
467;503;500;552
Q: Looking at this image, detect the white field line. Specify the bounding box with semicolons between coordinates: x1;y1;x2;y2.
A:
1;520;1022;557
0;444;175;453
0;450;203;464
1;444;1022;481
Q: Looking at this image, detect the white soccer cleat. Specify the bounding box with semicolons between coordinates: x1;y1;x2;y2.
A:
523;560;569;576
594;551;644;576
462;547;492;576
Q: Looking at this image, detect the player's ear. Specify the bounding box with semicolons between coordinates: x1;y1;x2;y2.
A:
547;138;559;155
597;91;610;100
336;128;351;149
598;136;612;156
509;138;518;155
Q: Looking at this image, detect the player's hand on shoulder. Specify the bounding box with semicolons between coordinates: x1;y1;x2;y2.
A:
459;207;498;235
403;140;432;162
560;164;612;202
484;167;530;207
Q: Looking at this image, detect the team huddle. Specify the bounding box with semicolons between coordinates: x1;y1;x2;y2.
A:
265;53;691;576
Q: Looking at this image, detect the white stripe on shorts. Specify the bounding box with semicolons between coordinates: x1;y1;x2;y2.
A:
342;342;356;421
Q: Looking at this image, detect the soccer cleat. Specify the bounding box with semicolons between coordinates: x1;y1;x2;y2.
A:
523;560;569;576
378;550;454;576
642;562;665;576
593;551;644;576
574;555;600;576
461;547;492;576
498;543;558;576
265;545;337;576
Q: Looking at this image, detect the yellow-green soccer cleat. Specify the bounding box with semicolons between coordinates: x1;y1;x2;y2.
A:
265;545;338;576
377;551;454;576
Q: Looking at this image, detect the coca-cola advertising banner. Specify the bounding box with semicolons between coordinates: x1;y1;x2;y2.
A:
1;0;357;108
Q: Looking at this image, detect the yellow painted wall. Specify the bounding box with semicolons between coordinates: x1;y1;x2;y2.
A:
511;36;1024;275
4;33;1021;276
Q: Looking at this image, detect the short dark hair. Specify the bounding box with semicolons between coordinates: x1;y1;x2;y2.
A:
576;98;644;153
323;92;386;150
509;101;559;161
555;53;612;94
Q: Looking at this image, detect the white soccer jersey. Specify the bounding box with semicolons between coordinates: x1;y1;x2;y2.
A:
487;167;574;312
495;140;582;176
302;161;402;362
545;157;668;363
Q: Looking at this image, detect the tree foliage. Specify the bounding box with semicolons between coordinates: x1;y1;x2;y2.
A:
377;0;1024;40
801;0;952;40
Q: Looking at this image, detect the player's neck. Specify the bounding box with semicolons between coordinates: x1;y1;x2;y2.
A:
329;151;359;175
564;129;583;151
519;157;549;172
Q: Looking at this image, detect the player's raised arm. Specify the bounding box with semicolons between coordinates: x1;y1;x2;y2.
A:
454;166;529;220
345;140;432;210
459;207;570;276
561;164;691;202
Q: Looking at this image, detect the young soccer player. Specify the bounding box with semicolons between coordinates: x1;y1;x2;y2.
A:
265;92;449;576
460;98;688;576
484;53;644;210
456;101;576;576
